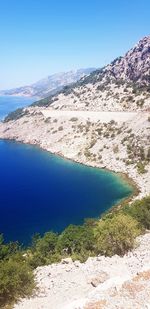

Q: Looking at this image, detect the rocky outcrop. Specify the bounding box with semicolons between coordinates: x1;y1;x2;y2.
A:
105;36;150;85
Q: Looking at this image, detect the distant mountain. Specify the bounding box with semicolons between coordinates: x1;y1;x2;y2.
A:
0;68;95;98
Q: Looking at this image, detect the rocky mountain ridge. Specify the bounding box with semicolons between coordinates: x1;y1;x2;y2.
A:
105;36;150;85
0;68;95;98
26;36;150;113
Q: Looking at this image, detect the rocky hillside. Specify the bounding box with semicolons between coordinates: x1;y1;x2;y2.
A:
0;35;150;309
0;36;150;199
105;36;150;85
28;36;150;112
3;36;150;119
0;68;95;98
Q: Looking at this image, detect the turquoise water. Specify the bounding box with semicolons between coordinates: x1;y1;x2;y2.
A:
0;97;133;244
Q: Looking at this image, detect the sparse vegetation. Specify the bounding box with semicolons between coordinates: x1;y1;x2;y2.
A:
113;145;119;154
122;196;150;230
70;117;78;122
136;162;147;174
4;108;29;122
136;99;144;107
58;126;63;131
0;236;34;308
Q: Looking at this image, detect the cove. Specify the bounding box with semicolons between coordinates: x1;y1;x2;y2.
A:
0;140;133;244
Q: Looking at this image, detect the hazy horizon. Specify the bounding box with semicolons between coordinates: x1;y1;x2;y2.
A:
0;0;150;90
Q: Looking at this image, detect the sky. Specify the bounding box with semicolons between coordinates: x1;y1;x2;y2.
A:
0;0;150;89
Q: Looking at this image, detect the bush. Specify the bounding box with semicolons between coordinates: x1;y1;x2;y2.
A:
0;235;20;261
0;254;34;307
94;213;141;256
29;232;59;267
4;108;29;122
123;196;150;230
58;126;63;131
56;224;95;259
137;162;147;174
136;99;144;107
70;117;78;122
113;145;119;153
32;232;58;254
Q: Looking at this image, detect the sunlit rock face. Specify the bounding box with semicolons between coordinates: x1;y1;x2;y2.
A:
105;36;150;85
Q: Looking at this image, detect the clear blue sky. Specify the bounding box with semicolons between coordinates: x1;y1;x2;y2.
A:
0;0;150;89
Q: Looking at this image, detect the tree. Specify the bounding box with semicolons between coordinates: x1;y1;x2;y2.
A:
94;213;141;256
56;224;95;256
29;231;59;267
123;196;150;229
0;254;34;307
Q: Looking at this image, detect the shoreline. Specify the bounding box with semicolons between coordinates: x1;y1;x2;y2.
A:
0;137;139;208
0;108;149;203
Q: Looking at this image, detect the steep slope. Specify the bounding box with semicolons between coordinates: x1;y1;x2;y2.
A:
0;36;150;198
3;36;150;117
105;36;150;85
0;68;95;98
29;36;150;112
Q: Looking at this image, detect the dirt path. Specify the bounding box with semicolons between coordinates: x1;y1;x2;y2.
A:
42;110;137;123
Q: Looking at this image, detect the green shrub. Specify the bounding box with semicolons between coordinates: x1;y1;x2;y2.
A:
136;99;144;107
56;224;95;259
123;196;150;230
147;148;150;161
58;126;63;131
137;162;147;174
32;232;58;254
94;213;141;256
4;108;29;122
0;254;34;307
29;232;59;267
70;117;78;122
113;145;119;153
0;234;20;261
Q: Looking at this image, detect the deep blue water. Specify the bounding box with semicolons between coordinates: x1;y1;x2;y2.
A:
0;97;133;244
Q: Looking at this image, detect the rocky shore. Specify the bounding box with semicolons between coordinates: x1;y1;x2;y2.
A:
0;109;149;200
